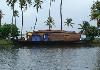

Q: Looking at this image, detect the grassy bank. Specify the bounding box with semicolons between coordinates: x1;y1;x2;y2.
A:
81;38;100;45
92;38;100;44
0;39;13;45
0;38;100;46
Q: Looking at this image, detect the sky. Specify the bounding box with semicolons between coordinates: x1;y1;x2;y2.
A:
0;0;98;34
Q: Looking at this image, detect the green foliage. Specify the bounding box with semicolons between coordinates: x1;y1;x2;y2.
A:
64;18;74;28
90;0;100;27
79;21;99;41
11;24;20;37
78;21;90;33
6;0;17;8
45;16;55;30
91;0;100;19
6;0;32;10
0;39;13;45
14;10;19;17
19;0;32;10
0;24;19;39
14;10;19;25
1;24;11;39
34;0;43;13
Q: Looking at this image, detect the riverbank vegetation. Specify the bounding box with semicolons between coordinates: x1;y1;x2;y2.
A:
0;24;19;39
79;21;100;41
0;39;13;45
0;24;19;45
78;0;100;42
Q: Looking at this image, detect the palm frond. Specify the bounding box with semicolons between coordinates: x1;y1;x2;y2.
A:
64;18;74;28
44;16;55;30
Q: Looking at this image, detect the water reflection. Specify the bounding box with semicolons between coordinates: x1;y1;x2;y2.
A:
0;44;100;70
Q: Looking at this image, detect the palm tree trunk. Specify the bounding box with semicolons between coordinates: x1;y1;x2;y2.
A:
34;16;37;30
48;0;51;30
49;8;51;30
49;25;51;30
15;17;16;26
0;11;1;26
0;15;1;27
60;0;62;30
97;19;100;28
49;7;51;17
50;0;51;7
12;16;13;24
21;10;23;39
12;1;14;24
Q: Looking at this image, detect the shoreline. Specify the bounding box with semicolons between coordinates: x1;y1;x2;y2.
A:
0;39;13;45
0;39;100;46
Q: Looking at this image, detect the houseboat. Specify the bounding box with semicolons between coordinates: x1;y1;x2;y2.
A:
14;30;81;45
15;30;80;45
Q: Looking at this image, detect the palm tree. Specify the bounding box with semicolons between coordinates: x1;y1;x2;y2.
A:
78;21;90;34
19;0;32;10
64;18;74;28
48;0;55;30
45;16;55;30
0;10;4;27
49;0;55;15
13;10;19;26
60;0;62;30
6;0;17;24
19;0;32;38
78;21;98;40
34;0;43;13
33;0;43;29
90;0;100;28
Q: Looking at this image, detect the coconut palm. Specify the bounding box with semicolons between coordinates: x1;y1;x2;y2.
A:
0;10;4;27
47;0;55;30
49;0;55;13
19;0;32;38
45;16;55;30
19;0;32;10
78;21;90;34
13;10;19;26
90;0;100;28
49;0;55;17
64;18;74;28
33;0;43;29
34;0;43;13
6;0;17;24
79;21;98;40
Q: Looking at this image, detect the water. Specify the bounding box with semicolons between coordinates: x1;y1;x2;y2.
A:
0;44;100;70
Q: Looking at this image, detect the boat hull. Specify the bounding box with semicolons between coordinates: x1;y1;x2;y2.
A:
13;40;82;45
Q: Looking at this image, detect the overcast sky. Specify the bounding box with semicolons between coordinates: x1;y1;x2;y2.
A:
0;0;97;33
